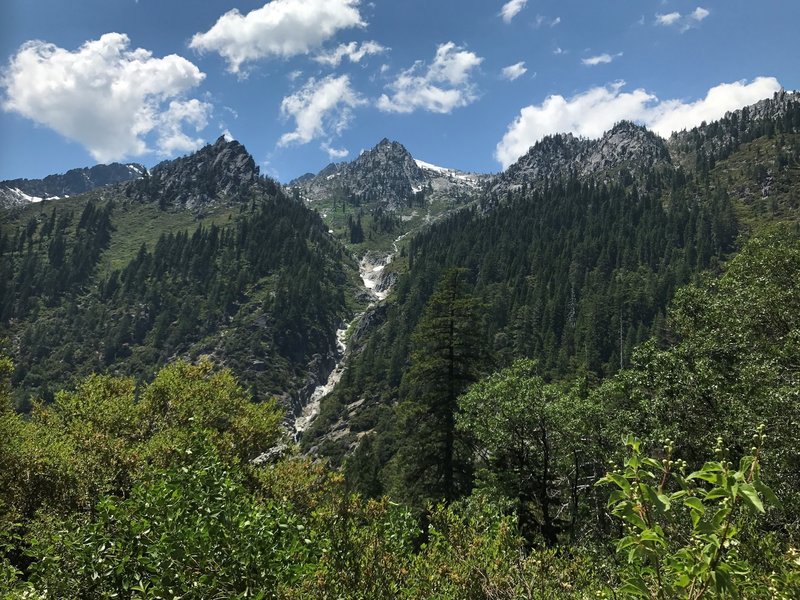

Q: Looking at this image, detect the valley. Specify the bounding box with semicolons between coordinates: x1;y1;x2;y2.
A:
1;91;800;598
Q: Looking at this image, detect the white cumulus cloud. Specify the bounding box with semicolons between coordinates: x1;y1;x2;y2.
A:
582;52;622;66
646;77;782;136
157;99;212;157
501;62;527;81
656;12;681;26
1;33;209;162
321;142;349;159
500;0;527;24
377;42;483;114
656;7;710;31
190;0;364;74
494;76;782;168
278;74;365;147
314;41;386;67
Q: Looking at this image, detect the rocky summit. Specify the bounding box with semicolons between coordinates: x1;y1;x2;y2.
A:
292;138;489;210
292;139;426;210
126;136;262;209
493;121;672;195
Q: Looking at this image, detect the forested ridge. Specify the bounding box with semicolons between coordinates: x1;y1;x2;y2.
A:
1;96;800;597
0;142;359;408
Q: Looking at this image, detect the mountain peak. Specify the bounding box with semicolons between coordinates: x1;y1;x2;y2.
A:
608;120;646;134
356;138;417;166
591;121;671;170
494;122;671;194
130;137;260;209
291;137;488;209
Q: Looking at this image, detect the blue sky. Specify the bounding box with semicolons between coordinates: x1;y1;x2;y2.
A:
1;0;798;182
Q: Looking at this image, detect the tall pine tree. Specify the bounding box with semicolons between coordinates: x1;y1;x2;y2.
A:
389;268;484;505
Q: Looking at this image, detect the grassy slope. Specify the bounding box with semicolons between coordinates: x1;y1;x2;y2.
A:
1;188;243;274
711;132;800;228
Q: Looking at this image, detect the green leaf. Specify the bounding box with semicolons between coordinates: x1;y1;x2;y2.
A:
614;502;648;530
641;457;663;470
640;529;666;546
624;434;641;452
620;576;651;597
738;483;764;513
711;507;731;529
754;480;782;509
684;497;705;514
669;490;689;501
703;487;729;501
604;472;631;493
688;462;724;484
616;535;638;552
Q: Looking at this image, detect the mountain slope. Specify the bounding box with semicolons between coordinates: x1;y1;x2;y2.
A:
288;139;489;255
0;139;361;413
301;92;800;467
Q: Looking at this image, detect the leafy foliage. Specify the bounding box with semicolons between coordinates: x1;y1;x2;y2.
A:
28;442;313;599
599;432;797;599
458;359;598;545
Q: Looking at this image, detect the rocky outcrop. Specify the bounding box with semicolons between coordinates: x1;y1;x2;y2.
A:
289;138;490;211
127;136;262;209
493;121;672;195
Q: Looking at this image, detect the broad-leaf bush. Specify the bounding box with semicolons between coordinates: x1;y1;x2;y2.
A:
599;431;798;598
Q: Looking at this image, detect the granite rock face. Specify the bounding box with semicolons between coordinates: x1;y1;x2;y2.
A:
493;121;673;195
290;138;489;210
128;136;262;209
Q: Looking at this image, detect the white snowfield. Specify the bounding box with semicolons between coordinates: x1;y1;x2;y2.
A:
414;159;481;188
414;158;451;174
1;187;74;205
6;187;45;203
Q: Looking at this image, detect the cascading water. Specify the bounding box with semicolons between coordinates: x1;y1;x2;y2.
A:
292;233;406;439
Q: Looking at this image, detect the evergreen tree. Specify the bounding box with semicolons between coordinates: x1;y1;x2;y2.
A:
390;268;484;505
